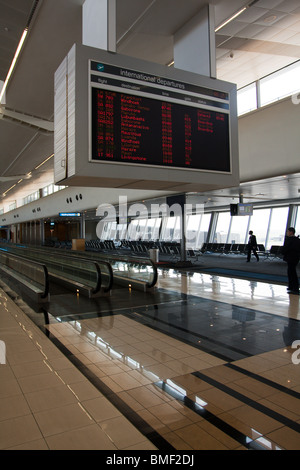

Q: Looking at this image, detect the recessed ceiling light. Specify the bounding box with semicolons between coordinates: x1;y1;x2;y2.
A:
215;7;247;32
264;15;277;24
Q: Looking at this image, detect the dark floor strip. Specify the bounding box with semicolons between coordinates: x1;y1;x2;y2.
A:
155;380;267;450
200;268;287;284
192;370;300;434
125;309;251;362
225;363;300;399
48;334;175;451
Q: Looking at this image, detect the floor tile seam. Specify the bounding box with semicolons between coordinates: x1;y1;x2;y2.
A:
192;370;300;434
0;405;103;447
225;363;300;400
124;309;252;362
0;317;104;448
154;380;266;450
40;297;185;323
198;267;287;284
157;286;297;321
157;287;300;321
0;417;50;451
0;293;127;447
47;332;176;451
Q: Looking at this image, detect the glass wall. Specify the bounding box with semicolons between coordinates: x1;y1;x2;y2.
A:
237;82;257;115
260;61;300;107
161;216;181;241
247;208;271;246
228;214;249;244
185;213;211;248
214;212;231;243
97;204;292;252
267;206;289;247
294;206;300;236
237;60;300;116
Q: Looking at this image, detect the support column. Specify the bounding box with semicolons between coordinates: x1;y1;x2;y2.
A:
174;4;216;78
40;220;45;246
82;0;116;52
80;213;85;239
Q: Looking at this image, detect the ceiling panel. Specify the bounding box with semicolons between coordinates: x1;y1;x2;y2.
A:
0;0;34;81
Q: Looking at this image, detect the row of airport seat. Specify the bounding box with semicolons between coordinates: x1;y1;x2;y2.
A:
37;239;285;261
200;242;264;255
87;239;200;260
200;242;283;259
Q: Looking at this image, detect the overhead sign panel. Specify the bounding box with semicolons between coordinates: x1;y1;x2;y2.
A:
54;44;239;192
90;61;230;172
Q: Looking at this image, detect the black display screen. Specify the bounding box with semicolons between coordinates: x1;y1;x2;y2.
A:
91;87;231;172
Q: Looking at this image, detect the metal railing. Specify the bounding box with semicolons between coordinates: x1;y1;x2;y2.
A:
0;245;107;297
52;248;157;290
0;250;49;299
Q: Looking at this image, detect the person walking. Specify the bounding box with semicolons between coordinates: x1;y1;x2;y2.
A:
282;227;300;295
246;230;259;262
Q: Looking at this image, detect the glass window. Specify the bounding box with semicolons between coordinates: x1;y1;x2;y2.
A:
229;215;249;244
260;61;300;107
117;223;127;240
267;207;289;249
185;213;211;248
137;218;147;239
237;83;257;116
294;207;300;236
108;221;117;239
127;219;139;240
161;216;177;241
100;221;109;239
146;218;161;240
197;213;211;247
173;217;181;240
248;208;271;245
214;212;231;243
186;214;201;248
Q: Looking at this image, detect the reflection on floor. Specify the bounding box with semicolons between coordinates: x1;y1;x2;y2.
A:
1;268;300;450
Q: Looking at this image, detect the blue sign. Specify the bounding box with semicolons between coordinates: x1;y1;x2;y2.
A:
59;212;81;217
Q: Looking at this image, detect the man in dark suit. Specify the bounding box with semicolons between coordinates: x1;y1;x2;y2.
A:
246;230;259;262
282;227;300;295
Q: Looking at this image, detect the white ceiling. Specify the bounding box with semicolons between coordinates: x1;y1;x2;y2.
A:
0;0;300;211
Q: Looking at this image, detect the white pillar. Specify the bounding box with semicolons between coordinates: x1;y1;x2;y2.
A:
82;0;116;52
174;4;216;78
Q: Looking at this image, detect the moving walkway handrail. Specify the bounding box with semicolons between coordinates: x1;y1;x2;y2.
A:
145;260;157;288
90;261;101;295
20;244;156;289
0;245;105;295
0;242;155;290
37;248;113;293
0;250;49;299
31;245;113;292
62;250;158;289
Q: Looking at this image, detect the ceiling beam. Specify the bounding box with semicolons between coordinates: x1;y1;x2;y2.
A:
0;106;54;133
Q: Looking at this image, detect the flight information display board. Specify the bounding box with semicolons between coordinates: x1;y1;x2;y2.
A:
89;61;231;173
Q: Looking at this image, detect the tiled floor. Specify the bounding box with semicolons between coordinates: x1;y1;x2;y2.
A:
0;268;300;450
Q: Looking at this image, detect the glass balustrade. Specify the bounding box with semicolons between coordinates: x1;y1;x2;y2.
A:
0;250;49;299
0;245;102;295
0;242;157;290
